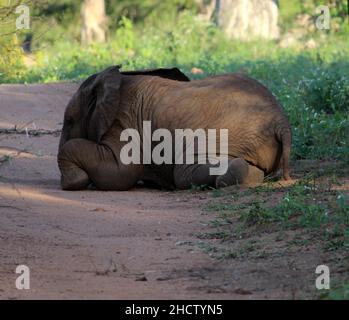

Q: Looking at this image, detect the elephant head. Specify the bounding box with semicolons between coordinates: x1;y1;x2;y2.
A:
58;66;190;153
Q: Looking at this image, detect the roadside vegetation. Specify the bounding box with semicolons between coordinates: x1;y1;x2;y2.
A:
201;164;348;257
1;2;348;164
193;161;348;299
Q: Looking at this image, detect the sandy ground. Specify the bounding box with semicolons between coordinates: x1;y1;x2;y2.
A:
0;83;250;299
0;83;346;300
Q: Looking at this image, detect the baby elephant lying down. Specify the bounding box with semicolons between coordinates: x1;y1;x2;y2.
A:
57;66;291;191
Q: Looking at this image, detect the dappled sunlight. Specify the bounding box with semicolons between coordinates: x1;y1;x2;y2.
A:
0;184;81;207
0;147;38;159
0;183;170;218
0;120;15;129
259;177;349;191
263;178;300;189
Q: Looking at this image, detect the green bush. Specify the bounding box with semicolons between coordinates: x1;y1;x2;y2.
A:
3;9;349;163
299;66;349;114
0;1;26;83
0;36;25;83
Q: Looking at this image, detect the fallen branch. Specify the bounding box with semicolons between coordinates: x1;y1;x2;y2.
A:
0;128;61;136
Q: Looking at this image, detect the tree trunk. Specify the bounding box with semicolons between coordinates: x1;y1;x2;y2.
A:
195;0;217;21
81;0;107;45
217;0;279;39
197;0;280;40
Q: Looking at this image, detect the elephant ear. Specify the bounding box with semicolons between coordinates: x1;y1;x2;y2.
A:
121;67;190;82
83;66;122;142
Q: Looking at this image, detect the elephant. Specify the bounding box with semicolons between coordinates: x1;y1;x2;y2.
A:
57;66;291;191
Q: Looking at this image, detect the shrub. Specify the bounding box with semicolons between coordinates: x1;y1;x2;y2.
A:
3;11;349;163
0;1;26;83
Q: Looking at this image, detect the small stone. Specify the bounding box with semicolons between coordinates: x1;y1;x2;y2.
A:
135;275;147;281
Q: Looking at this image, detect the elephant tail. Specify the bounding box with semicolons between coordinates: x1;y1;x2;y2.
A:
276;122;292;180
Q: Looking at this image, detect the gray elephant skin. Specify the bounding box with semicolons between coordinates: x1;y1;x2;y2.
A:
57;66;291;191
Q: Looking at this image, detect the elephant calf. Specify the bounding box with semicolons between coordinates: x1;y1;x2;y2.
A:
57;66;291;191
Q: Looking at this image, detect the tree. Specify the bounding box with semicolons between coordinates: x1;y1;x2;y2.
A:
0;0;28;82
80;0;107;44
197;0;280;40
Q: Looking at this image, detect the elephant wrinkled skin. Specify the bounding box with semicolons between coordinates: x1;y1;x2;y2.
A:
57;66;291;191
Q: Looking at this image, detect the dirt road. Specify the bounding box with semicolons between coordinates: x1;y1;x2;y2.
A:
1;83;345;299
0;83;245;299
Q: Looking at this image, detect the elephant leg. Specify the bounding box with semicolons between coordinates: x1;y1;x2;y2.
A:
173;164;217;189
58;139;143;190
174;159;264;190
58;140;91;190
215;158;264;188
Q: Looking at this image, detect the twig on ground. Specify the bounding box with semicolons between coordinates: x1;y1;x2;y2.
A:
0;128;61;136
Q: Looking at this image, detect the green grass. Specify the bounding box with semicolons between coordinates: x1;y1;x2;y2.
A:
243;184;349;234
319;283;349;300
1;7;348;169
3;13;347;164
203;174;349;256
198;162;349;298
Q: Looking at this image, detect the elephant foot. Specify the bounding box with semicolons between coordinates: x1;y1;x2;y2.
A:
215;158;264;188
58;140;92;190
173;164;217;190
60;165;90;191
58;138;144;191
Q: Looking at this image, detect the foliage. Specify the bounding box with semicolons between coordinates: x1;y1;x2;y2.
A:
105;0;197;28
319;283;349;300
1;1;349;162
7;12;347;163
279;0;349;32
0;0;26;82
26;0;198;46
203;175;349;261
242;182;349;235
